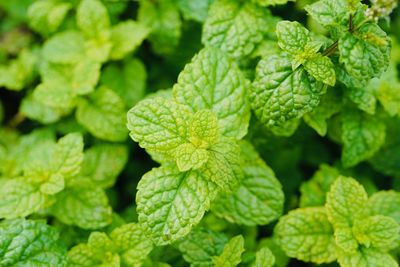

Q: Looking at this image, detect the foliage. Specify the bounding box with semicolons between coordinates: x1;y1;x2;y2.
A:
0;0;399;266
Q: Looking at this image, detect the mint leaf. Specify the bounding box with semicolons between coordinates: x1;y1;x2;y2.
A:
0;178;45;219
77;0;110;40
253;247;275;267
339;23;390;82
212;235;244;267
127;97;192;153
175;143;209;172
203;0;272;58
177;227;228;267
326;176;368;229
251;54;325;126
341;108;386;167
212;141;284;225
76;86;127;142
42;31;85;64
0;219;67;266
304;54;336;86
276;21;310;55
189;110;220;147
178;0;214;22
304;0;348;27
109;21;149;60
136;165;219;245
338;248;398;267
274;207;336;264
173;48;250;139
50;183;112;229
367;191;400;223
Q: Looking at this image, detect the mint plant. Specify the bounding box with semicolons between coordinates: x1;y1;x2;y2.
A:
0;0;399;266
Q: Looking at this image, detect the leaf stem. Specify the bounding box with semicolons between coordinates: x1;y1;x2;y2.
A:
7;112;26;128
322;41;339;57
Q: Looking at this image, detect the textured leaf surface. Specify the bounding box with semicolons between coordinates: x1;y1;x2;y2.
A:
367;191;400;223
251;54;325;126
276;21;310;54
326;176;368;228
175;143;209;172
203;0;272;58
274;207;336;264
77;0;110;40
173;47;250;139
253;247;275;267
127;97;192;153
76;87;127;142
0;219;67;266
212;235;244;267
51;184;112;229
304;54;336;86
136;165;219;245
212;141;283;225
338;248;398;267
0;178;45;219
305;0;348;27
341;109;386;167
110;223;153;267
189;110;219;147
177;228;228;267
339;23;390;82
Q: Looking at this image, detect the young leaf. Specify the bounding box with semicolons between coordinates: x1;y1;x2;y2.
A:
189;110;220;147
0;219;67;266
203;0;272;59
127;97;192;153
175;143;209;172
136;165;219;245
173;47;250;139
325;176;368;228
274;207;336;264
338;248;398;267
212;235;244;267
276;21;310;55
303;54;336;86
76;87;127;142
251;54;325;126
42;31;85;64
253;247;275;267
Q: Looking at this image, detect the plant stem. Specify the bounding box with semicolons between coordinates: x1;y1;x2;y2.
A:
7;112;26;128
322;41;339;56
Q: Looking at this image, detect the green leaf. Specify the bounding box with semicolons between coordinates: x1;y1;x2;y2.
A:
127;97;192;153
375;64;400;116
367;190;400;223
299;164;340;207
110;223;154;267
77;0;110;40
251;54;325;126
202;0;272;59
253;247;275;267
175;143;209;172
27;0;71;36
0;178;45;219
304;0;348;27
178;0;214;23
212;141;284;225
177;227;228;267
0;219;67;266
40;173;65;195
189;110;220;147
109;21;149;60
173;47;250;139
76;86;127;142
136;165;219;245
200;137;242;191
51;133;84;180
353;215;400;250
138;0;181;55
304;54;336;86
334;227;358;253
20;93;63;124
80;144;128;188
42;31;85;64
50;183;112;229
304;88;342;136
252;0;293;6
72;59;101;95
212;235;244;267
276;21;310;55
33;82;76;111
345;85;377;115
274;207;336;264
101;58;147;107
339;23;390;82
338;248;398;267
341;108;386;167
325;176;368;229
